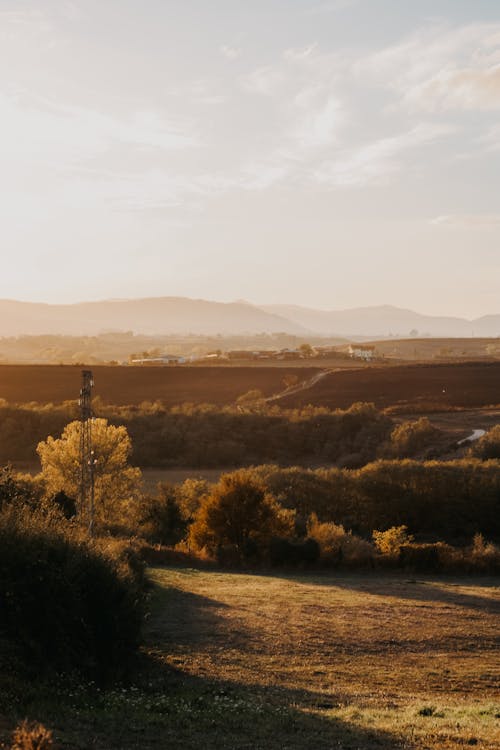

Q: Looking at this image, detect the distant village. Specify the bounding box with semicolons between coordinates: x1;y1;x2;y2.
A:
130;343;377;365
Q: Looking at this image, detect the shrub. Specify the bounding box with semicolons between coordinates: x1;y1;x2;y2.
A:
373;525;414;555
399;543;447;572
386;417;440;458
268;537;320;567
469;425;500;460
307;514;374;567
10;721;53;750
467;533;500;573
0;505;144;683
188;470;294;563
139;484;187;545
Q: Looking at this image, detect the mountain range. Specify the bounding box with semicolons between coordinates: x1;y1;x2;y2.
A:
0;297;499;339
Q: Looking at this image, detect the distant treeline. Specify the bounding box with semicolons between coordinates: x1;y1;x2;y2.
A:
0;400;394;468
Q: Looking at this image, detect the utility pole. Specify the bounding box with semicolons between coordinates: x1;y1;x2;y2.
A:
79;370;95;536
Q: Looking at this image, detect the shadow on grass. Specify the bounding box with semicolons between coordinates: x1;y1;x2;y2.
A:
1;580;414;750
262;569;500;614
145;582;231;649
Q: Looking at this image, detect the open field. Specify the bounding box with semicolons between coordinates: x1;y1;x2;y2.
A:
367;338;500;362
279;362;500;411
1;361;500;412
4;568;498;749
0;364;321;406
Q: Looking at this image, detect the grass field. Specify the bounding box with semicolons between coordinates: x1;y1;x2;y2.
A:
4;568;498;749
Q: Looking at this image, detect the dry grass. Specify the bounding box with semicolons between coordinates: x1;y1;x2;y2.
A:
146;568;500;749
2;569;498;749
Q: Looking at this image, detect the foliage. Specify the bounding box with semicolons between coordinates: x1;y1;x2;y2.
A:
307;514;374;566
188;470;294;561
469;424;500;460
373;525;414;555
0;399;392;469
268;537;320;566
0;501;144;682
139;484;187;546
36;418;142;524
10;721;53;750
386;417;441;457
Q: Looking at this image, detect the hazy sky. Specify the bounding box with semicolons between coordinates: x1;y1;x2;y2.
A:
2;0;500;317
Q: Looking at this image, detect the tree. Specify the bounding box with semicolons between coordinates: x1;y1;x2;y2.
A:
139;484;187;546
37;419;142;524
188;470;293;560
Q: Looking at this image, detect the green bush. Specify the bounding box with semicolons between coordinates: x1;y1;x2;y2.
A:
0;505;144;683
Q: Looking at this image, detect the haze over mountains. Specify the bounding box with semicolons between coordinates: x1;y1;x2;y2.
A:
1;297;499;339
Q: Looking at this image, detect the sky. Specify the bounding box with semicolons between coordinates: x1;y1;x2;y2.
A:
1;0;500;318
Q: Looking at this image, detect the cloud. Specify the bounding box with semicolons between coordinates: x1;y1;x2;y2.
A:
244;66;286;96
359;23;500;112
314;123;453;187
220;45;241;60
300;0;357;16
0;92;197;175
431;214;500;228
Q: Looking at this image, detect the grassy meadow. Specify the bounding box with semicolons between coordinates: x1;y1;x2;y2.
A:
5;567;498;749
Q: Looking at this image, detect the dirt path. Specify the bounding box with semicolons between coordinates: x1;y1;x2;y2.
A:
264;368;332;403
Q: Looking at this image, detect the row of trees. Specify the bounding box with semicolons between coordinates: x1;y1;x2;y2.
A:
0;399;446;469
12;415;498;542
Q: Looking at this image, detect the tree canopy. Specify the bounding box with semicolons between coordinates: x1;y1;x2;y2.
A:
37;418;142;524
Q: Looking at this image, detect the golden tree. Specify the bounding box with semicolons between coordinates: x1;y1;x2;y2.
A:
188;469;293;559
37;418;142;524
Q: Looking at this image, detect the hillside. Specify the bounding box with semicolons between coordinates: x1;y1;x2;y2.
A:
2;296;500;339
262;304;500;338
0;298;307;337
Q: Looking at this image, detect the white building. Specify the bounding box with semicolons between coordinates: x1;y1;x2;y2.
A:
348;344;376;361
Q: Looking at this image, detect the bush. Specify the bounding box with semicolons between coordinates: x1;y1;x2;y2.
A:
386;417;441;458
373;525;414;555
466;533;500;573
268;537;320;567
188;470;294;563
469;425;500;460
0;505;144;683
139;484;187;545
10;721;53;750
307;514;374;567
398;543;449;572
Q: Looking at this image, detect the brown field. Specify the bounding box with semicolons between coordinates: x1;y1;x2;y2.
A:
279;361;500;411
0;364;321;406
370;337;500;361
2;361;500;412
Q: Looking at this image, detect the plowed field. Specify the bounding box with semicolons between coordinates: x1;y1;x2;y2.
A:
278;361;500;410
0;365;320;406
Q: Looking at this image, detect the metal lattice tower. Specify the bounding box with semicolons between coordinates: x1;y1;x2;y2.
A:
79;370;95;536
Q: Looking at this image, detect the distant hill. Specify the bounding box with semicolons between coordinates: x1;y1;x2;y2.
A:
1;297;499;338
261;304;500;338
0;298;307;337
